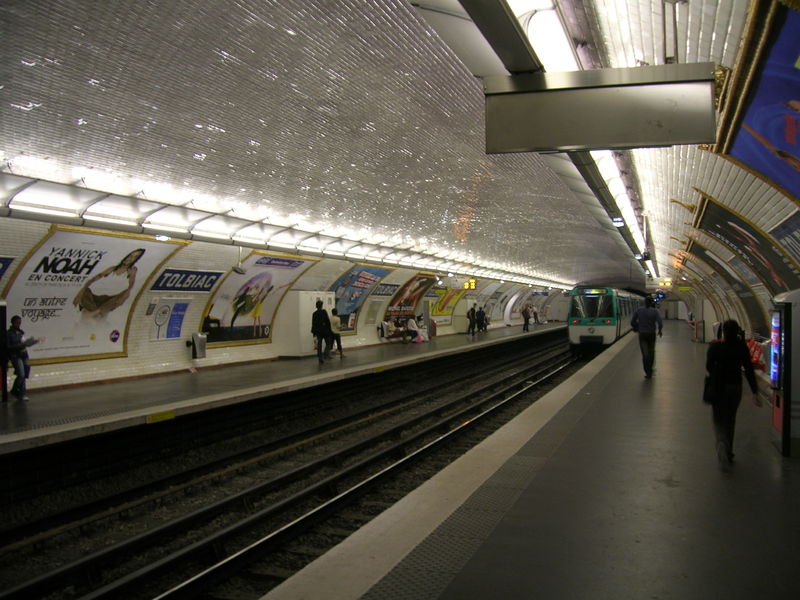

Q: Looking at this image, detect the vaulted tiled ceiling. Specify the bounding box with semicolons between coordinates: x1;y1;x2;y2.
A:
0;0;794;295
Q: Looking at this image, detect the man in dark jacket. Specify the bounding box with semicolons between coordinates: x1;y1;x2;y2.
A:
466;304;477;335
311;300;332;364
631;297;662;378
7;315;38;400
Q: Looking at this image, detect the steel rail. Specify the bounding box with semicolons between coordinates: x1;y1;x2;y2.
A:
152;354;574;600
1;337;562;553
0;345;569;600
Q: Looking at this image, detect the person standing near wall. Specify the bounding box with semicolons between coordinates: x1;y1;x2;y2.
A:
631;297;662;378
466;303;477;336
330;308;344;357
6;315;40;400
311;300;332;364
705;319;761;468
476;306;486;332
521;305;530;332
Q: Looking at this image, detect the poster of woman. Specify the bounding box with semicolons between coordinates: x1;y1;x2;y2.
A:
73;248;146;317
1;226;183;361
383;273;436;320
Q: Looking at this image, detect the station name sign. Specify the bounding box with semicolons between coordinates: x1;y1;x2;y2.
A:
151;268;223;292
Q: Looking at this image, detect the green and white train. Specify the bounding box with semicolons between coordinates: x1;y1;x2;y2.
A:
567;286;643;348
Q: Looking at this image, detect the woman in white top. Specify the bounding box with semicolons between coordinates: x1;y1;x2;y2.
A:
73;248;145;317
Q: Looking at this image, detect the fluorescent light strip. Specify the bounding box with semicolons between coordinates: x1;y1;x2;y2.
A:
269;241;297;250
142;223;189;233
3;174;578;290
192;230;231;240
232;235;266;245
10;203;77;218
84;214;139;226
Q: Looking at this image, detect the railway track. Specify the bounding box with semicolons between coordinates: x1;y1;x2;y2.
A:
0;336;576;599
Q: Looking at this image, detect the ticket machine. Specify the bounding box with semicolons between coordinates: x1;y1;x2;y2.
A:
770;289;800;456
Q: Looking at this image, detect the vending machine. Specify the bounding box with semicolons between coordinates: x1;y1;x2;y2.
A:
770;289;800;456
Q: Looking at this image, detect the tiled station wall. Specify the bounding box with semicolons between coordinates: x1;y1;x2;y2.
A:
0;219;472;390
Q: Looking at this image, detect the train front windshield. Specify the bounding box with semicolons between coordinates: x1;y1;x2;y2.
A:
570;295;614;318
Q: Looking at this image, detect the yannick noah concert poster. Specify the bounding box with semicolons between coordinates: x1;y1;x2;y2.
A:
2;226;183;362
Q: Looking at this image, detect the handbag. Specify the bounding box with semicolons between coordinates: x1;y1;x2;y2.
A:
703;374;722;404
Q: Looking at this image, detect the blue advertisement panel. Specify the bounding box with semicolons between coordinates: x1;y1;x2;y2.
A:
151;299;191;340
729;7;800;200
330;265;392;333
166;302;189;338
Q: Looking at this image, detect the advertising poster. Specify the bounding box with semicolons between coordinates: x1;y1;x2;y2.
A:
383;273;436;320
485;287;505;322
151;299;191;340
688;241;769;337
729;8;799;201
330;265;392;333
769;211;800;265
512;289;547;314
494;285;522;322
201;252;315;345
430;288;466;325
1;226;183;362
698;195;800;296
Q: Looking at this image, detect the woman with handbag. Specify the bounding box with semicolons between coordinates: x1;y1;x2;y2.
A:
705;320;761;467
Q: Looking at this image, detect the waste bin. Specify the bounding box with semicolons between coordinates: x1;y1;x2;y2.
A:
189;332;207;359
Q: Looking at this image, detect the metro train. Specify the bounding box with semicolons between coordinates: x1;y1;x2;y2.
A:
567;286;643;349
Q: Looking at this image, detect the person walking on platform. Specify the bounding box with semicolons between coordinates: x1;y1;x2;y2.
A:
330;308;344;357
521;305;530;332
6;315;40;401
476;306;486;332
631;297;662;378
311;300;332;364
705;319;761;467
466;303;477;336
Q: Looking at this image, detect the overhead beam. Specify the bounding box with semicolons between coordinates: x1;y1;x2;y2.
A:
484;63;717;153
458;0;543;74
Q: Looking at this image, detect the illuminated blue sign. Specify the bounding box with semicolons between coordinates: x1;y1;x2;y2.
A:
770;311;782;389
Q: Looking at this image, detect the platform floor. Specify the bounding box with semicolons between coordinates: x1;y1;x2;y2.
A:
0;323;562;454
264;320;800;600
